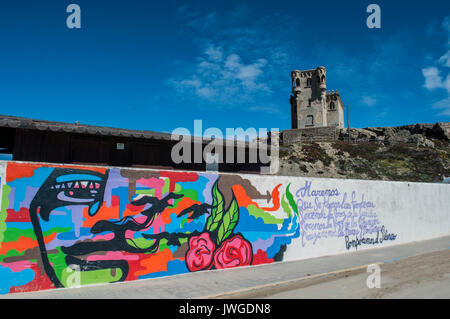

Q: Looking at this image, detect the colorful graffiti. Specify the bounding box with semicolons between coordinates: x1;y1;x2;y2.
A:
0;162;300;294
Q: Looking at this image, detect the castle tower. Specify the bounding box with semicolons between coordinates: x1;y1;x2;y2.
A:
290;66;344;129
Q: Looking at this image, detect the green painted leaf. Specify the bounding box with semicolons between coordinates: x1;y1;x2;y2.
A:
216;195;239;245
206;180;225;232
217;225;224;245
281;193;292;218
208;209;224;233
285;184;298;216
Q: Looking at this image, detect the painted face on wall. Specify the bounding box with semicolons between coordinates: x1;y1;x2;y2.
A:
29;167;187;288
29;168;111;287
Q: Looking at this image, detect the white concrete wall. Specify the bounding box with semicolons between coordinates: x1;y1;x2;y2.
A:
0;160;449;293
1;160;449;261
243;174;450;261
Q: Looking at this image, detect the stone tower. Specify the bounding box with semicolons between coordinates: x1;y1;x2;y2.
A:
290;66;344;129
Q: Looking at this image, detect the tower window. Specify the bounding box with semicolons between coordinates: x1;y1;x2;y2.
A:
330;102;335;110
295;78;300;87
306;115;314;126
306;78;312;87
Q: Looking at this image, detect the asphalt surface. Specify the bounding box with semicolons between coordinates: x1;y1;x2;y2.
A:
1;235;449;299
236;249;450;299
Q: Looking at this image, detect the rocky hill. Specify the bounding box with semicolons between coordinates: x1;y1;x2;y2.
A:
277;123;450;183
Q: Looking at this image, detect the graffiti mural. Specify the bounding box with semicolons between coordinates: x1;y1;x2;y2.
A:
0;162;300;294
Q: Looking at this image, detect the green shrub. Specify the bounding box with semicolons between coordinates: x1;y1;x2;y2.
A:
301;143;332;167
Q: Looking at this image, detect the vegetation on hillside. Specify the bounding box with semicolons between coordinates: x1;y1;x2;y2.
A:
278;139;450;183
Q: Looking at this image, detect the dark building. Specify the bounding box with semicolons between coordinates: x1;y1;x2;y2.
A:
0;115;272;174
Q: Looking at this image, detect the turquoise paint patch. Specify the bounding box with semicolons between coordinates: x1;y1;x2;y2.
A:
0;265;35;294
2;222;34;230
111;186;131;219
178;175;209;202
138;259;188;280
89;201;100;215
57;228;91;240
164;212;204;234
56;174;102;183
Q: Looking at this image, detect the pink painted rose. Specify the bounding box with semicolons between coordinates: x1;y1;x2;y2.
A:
186;232;216;272
213;234;253;269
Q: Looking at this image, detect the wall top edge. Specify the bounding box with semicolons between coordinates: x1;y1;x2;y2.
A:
0;160;448;187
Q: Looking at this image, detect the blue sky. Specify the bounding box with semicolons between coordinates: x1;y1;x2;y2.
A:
0;0;449;135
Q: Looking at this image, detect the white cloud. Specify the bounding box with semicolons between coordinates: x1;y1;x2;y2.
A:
422;67;447;90
422;16;450;117
361;96;377;107
443;16;450;33
432;97;450;116
169;42;271;104
196;86;216;99
204;45;223;62
438;50;450;67
376;110;387;119
169;5;295;109
224;54;268;90
186;12;217;31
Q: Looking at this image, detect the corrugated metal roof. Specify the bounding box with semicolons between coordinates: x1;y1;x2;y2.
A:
0;114;173;141
0;114;274;150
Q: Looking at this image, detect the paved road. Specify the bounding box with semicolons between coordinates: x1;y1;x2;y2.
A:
2;235;449;299
232;250;450;299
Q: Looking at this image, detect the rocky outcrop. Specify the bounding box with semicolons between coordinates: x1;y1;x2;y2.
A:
338;122;450;146
339;128;379;142
432;122;450;141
